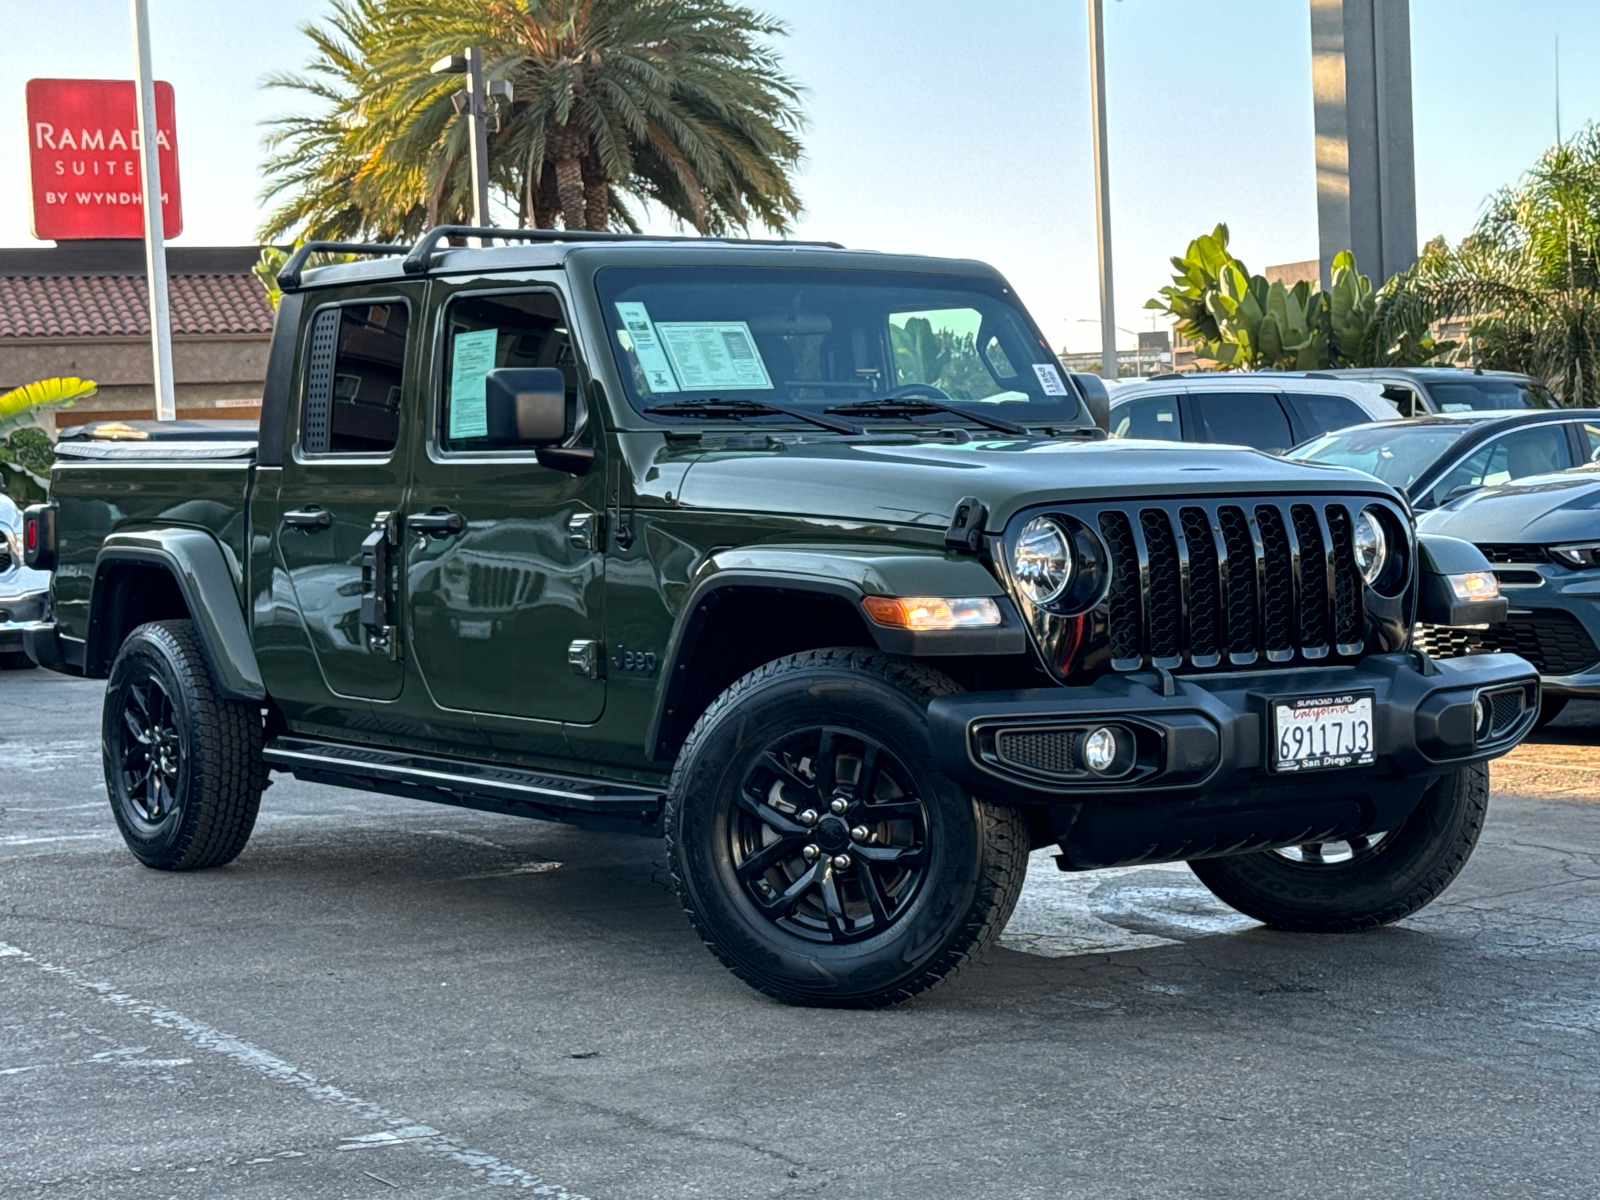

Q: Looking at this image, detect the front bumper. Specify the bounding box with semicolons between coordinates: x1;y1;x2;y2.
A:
0;591;47;653
928;652;1538;869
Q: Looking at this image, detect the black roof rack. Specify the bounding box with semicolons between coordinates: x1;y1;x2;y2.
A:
276;240;408;291
276;225;847;292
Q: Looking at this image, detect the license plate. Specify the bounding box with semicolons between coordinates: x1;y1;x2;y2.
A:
1270;692;1375;773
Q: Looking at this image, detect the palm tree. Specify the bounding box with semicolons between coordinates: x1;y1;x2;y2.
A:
259;0;806;242
1380;125;1600;404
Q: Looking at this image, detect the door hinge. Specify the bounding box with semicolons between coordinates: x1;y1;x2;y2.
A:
567;639;601;679
567;511;602;551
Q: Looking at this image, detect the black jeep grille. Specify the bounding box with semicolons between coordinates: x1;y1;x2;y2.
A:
1414;609;1600;677
1084;499;1382;672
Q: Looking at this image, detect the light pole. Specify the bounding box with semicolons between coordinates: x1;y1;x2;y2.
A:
1087;0;1117;382
431;50;511;241
130;0;175;421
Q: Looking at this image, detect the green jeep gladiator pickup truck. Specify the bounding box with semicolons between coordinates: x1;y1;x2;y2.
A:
22;228;1538;1007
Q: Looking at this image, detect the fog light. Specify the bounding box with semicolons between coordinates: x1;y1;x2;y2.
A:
1083;726;1119;774
1475;696;1492;741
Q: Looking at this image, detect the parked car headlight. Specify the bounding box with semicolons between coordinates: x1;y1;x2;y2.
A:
1354;507;1389;586
1550;542;1600;569
1011;516;1074;605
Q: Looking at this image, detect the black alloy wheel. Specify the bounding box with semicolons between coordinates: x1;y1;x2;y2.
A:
113;667;187;827
731;726;929;944
667;648;1028;1008
103;620;264;870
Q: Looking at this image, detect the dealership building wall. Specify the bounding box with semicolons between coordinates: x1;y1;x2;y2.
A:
0;241;272;428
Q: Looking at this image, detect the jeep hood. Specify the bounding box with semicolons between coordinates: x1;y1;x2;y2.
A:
1417;468;1600;545
671;437;1399;530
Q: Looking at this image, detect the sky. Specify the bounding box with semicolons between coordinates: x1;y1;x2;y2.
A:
0;0;1594;353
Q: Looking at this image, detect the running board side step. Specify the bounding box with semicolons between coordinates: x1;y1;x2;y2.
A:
263;737;665;836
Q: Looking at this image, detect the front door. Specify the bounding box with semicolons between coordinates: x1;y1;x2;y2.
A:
404;283;607;724
267;286;422;703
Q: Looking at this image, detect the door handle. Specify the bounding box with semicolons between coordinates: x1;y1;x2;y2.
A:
406;511;465;537
283;507;332;530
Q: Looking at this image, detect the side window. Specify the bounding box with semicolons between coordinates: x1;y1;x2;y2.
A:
1429;425;1575;505
1380;385;1420;417
301;302;410;455
440;291;578;452
1287;392;1370;438
1112;395;1182;441
1580;422;1600;463
1192;392;1294;452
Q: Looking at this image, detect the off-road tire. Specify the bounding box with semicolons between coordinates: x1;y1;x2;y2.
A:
103;619;264;870
666;648;1028;1008
1188;762;1487;932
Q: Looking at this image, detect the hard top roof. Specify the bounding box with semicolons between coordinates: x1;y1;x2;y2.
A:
283;226;1001;292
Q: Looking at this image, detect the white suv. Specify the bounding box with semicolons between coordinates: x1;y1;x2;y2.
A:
1109;373;1398;453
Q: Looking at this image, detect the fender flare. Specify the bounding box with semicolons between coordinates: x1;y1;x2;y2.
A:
645;546;1026;760
89;528;266;701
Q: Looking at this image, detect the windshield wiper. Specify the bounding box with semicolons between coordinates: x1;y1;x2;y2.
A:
644;398;861;435
823;398;1028;436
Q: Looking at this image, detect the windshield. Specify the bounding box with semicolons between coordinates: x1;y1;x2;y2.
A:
1287;423;1472;488
1427;377;1558;411
595;266;1083;426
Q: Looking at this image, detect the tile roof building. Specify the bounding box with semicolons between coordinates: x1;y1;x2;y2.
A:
0;242;274;427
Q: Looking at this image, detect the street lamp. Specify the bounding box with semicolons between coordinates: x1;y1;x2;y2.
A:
431;49;512;242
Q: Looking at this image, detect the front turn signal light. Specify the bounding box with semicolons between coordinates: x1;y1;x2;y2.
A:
1447;571;1500;603
861;596;1003;630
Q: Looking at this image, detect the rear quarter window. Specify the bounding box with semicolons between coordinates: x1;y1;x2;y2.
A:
1287;393;1370;439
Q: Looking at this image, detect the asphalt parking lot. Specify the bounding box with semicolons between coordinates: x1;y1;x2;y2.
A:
3;668;1598;1200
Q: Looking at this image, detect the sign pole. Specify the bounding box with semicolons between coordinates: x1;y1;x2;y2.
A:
1087;0;1117;381
130;0;176;422
466;47;490;244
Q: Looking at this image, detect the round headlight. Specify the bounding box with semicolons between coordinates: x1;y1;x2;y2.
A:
1012;517;1074;606
1353;507;1388;586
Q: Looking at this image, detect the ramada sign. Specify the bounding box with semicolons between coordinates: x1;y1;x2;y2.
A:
27;78;182;240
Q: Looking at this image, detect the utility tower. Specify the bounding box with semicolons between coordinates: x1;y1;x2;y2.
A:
1310;0;1417;288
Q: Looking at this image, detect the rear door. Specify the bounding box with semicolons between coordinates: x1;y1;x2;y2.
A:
261;286;422;703
402;281;608;725
1188;391;1296;453
1283;391;1376;440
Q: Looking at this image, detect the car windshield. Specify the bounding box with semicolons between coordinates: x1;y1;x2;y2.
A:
1287;423;1473;488
594;266;1083;426
1426;377;1558;411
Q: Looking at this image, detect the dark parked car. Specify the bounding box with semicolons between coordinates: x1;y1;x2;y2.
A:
1324;368;1560;416
20;228;1535;1008
1288;409;1600;509
1416;466;1600;725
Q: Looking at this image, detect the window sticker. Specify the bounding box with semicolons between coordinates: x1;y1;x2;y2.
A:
614;302;680;394
1032;362;1069;396
655;321;774;391
448;327;499;440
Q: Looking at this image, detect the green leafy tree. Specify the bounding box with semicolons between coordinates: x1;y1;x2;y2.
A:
0;377;95;502
1380;125;1600;405
1147;225;1452;371
259;0;806;241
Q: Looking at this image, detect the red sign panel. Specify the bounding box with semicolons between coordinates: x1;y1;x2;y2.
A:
26;78;182;241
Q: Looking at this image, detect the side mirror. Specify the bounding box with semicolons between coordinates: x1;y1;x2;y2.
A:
1590;444;1600;463
1443;483;1482;504
1068;372;1112;432
484;367;569;447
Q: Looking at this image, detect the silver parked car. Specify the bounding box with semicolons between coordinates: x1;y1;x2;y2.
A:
1109;373;1398;453
0;491;50;669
